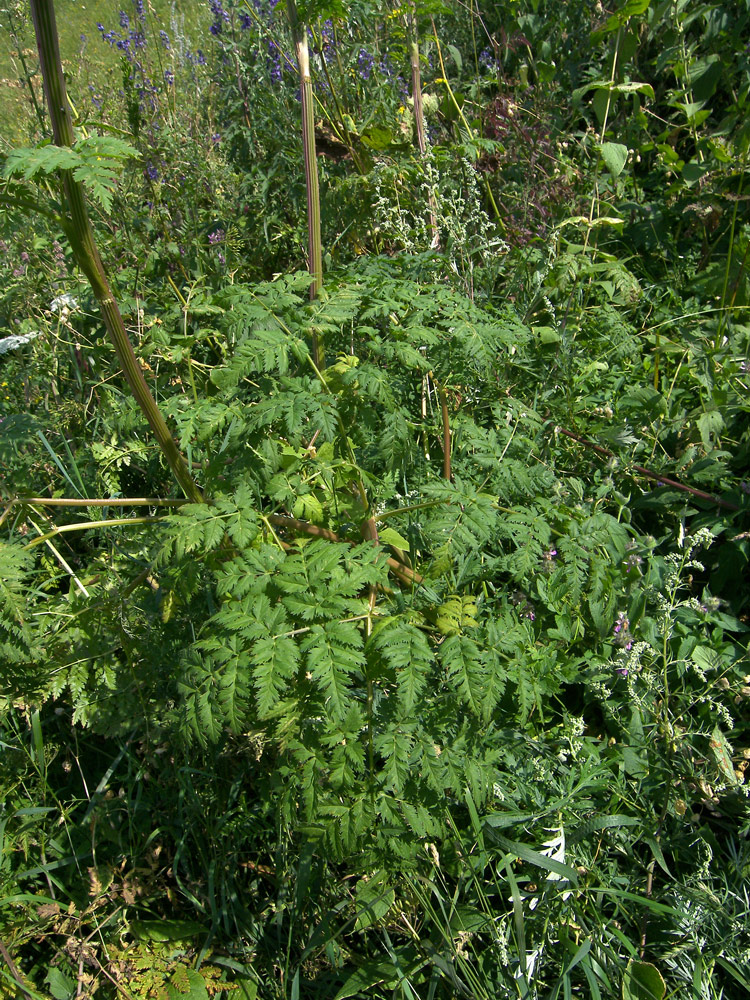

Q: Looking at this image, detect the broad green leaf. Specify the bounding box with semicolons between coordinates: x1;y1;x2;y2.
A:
604;0;651;31
691;645;723;673
377;526;411;550
446;43;463;73
46;968;76;1000
622;960;666;1000
534;325;560;344
600;142;629;178
129;919;206;941
696;409;724;449
354;869;395;930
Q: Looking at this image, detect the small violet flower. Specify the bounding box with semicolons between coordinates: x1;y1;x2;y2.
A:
357;48;374;80
613;611;633;651
624;553;642;573
542;547;557;572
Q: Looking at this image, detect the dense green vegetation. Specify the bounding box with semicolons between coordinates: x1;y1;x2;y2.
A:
1;0;749;997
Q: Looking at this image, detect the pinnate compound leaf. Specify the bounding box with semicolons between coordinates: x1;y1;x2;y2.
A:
251;630;300;718
302;621;364;720
438;634;484;715
370;618;434;714
4;143;80;179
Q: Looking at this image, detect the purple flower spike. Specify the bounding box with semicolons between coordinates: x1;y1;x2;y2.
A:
357;48;374;80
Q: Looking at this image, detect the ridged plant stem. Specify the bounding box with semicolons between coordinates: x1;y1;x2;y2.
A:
287;0;324;367
29;0;203;504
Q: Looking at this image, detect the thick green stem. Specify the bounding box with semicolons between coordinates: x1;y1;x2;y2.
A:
287;0;324;367
29;0;203;505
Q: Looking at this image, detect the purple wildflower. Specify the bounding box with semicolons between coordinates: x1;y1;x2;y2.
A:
164;69;174;85
239;12;253;28
357;48;374;79
321;19;335;56
120;10;130;28
209;0;230;34
160;29;170;49
613;612;633;650
208;229;225;244
145;162;159;181
211;133;221;144
196;49;206;65
624;553;642;573
133;0;144;16
378;56;393;78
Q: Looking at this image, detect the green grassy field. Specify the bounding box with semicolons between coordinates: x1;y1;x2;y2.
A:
0;0;207;142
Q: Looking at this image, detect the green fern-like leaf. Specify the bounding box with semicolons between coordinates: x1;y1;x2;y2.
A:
4;135;139;212
438;634;485;716
301;620;364;720
0;541;34;672
369;617;434;715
